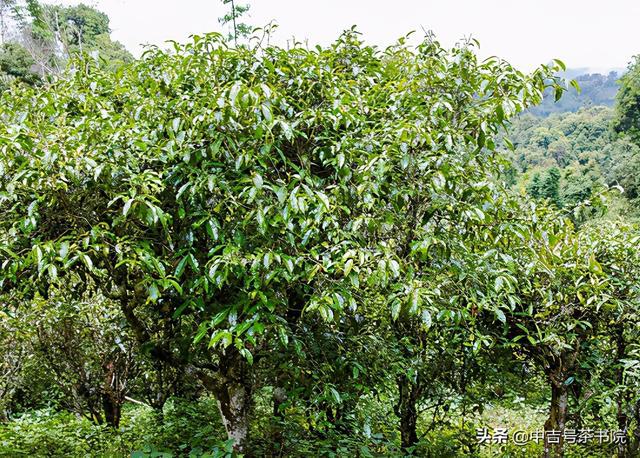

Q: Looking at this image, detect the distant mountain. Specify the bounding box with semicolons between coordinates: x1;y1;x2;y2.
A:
527;69;622;117
559;67;626;79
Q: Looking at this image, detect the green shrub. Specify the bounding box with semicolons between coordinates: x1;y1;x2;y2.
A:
0;398;228;457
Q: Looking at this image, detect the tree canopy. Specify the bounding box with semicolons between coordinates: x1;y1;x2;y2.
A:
0;20;640;458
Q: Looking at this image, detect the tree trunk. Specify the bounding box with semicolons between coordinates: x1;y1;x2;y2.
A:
101;360;123;428
543;349;579;458
544;381;568;458
216;349;252;453
273;386;286;419
395;374;420;451
102;392;122;428
269;385;286;457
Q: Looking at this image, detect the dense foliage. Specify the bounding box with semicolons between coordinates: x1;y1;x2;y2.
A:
614;56;640;146
506;106;640;220
0;10;639;458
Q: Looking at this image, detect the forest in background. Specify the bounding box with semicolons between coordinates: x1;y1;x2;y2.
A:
528;72;620;116
1;1;640;458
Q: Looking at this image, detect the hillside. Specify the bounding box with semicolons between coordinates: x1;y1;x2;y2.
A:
528;70;620;116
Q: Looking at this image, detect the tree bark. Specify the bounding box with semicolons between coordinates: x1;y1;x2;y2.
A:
216;348;252;454
544;380;568;458
542;348;579;458
102;392;122;428
270;385;286;457
101;360;124;428
395;373;420;451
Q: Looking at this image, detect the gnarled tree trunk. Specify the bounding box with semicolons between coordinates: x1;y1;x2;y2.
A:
395;373;420;451
216;348;253;453
102;391;122;428
100;358;128;428
544;380;568;458
543;350;577;458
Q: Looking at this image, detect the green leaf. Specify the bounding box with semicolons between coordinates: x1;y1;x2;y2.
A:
261;104;272;123
175;256;188;278
409;288;420;313
330;387;342;404
278;326;289;345
252;174;263;189
193;322;210;344
552;58;567;71
388;259;400;278
81;254;93;271
422;309;432;328
554;87;564;102
47;264;57;280
210;330;232;348
186;253;199;271
240;348;254;365
391;299;401;321
316;191;331;211
570;79;581;94
58;242;70;259
123;198;134;216
343;259;353;277
148;283;160;302
285;258;294;274
172;301;190;318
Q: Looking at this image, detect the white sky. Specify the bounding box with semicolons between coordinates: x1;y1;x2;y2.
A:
56;0;639;72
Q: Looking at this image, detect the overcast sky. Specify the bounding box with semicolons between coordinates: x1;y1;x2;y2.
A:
58;0;639;72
